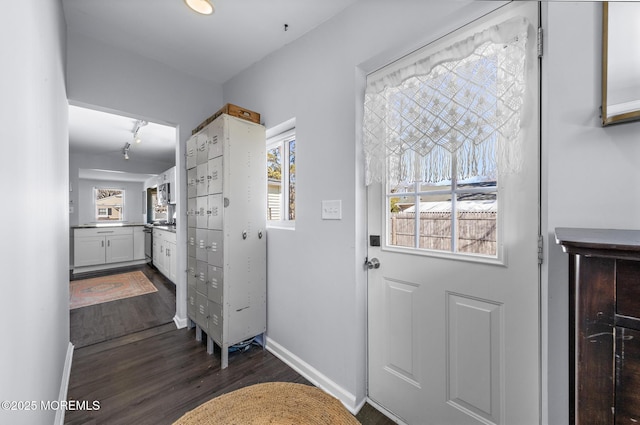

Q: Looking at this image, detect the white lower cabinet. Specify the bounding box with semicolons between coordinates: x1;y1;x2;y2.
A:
73;227;134;267
153;228;176;283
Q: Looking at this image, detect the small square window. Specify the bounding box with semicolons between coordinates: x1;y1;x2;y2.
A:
95;188;124;221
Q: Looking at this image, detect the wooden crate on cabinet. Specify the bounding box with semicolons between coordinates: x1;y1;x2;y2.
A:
191;103;261;135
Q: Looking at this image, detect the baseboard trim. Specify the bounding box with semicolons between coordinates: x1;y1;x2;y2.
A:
72;259;148;275
54;342;74;425
265;337;359;414
173;315;187;329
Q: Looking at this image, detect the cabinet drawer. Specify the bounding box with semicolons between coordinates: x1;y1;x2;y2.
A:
617;260;640;319
75;227;133;237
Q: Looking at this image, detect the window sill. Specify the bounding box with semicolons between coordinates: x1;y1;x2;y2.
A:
267;222;295;231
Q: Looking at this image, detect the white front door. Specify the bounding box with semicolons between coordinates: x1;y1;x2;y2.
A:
367;3;540;424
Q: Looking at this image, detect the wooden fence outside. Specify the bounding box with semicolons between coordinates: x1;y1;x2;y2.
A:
390;211;497;255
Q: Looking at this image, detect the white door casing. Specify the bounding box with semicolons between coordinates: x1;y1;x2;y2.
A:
367;2;540;424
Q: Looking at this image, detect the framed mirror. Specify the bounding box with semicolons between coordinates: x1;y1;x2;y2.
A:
602;2;640;126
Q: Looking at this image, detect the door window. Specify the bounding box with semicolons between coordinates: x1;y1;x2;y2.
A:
364;17;529;259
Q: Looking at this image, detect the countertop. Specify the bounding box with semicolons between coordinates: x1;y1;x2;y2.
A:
72;223;176;233
151;225;176;233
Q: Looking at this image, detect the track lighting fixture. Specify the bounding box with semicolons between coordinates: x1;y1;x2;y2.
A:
123;142;131;160
132;119;147;144
184;0;214;15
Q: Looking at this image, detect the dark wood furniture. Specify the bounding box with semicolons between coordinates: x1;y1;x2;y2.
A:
556;228;640;425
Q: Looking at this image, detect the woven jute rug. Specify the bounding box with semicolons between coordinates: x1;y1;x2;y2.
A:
173;382;360;425
70;271;157;309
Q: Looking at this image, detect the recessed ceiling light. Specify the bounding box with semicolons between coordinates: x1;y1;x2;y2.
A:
184;0;214;15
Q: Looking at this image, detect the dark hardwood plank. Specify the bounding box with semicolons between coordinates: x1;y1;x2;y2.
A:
66;328;310;425
67;265;395;425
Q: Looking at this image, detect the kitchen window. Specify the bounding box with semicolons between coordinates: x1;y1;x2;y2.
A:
267;124;296;227
95;188;124;221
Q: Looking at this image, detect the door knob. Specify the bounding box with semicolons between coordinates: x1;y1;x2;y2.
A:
366;257;380;269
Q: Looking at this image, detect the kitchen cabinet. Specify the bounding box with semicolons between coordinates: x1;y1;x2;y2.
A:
73;227;134;267
153;228;176;283
556;228;640;425
186;113;266;369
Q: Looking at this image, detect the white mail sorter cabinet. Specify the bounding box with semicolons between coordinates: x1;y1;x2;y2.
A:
186;113;266;369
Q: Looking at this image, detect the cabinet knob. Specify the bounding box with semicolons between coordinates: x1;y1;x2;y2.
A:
242;231;248;240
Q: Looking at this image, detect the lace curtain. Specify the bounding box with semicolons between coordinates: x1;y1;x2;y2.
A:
363;17;530;186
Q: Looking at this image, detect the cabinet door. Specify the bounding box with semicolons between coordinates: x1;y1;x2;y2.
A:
187;198;197;228
187;285;196;319
166;241;177;282
196;132;209;165
187;168;197;199
74;236;106;267
207;119;224;160
196;163;208;197
196;196;208;229
196;292;208;331
153;231;164;270
207;157;223;195
186;135;197;170
208;194;223;230
106;234;134;263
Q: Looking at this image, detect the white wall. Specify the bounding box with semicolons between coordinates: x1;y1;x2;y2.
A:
223;0;508;411
66;31;224;326
0;1;69;424
543;3;640;424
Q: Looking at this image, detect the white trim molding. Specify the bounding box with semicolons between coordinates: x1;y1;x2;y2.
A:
266;337;360;414
54;343;74;425
173;315;187;329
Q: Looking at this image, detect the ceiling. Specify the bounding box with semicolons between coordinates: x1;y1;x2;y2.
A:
64;0;358;180
68;105;177;162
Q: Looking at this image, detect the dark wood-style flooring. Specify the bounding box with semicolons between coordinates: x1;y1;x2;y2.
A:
70;265;176;348
66;264;395;425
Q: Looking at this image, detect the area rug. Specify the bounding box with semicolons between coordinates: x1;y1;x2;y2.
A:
70;271;157;309
173;382;360;425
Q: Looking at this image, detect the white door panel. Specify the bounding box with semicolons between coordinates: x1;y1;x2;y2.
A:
367;3;540;424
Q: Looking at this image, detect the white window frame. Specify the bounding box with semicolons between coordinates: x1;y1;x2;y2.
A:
266;119;296;230
94;187;125;222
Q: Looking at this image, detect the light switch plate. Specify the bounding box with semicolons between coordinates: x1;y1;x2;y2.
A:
322;200;342;220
